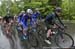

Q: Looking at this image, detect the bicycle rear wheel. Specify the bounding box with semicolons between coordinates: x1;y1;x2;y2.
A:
28;32;38;47
55;32;74;48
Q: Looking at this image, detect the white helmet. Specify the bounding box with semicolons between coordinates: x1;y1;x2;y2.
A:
26;9;33;14
0;16;2;19
21;11;25;13
35;8;39;11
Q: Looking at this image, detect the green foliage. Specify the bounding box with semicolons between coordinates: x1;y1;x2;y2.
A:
0;0;75;20
61;0;75;20
39;6;54;18
24;2;42;8
0;3;6;16
10;3;20;15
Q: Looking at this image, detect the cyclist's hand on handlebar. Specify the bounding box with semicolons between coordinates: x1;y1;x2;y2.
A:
60;25;64;29
60;25;67;30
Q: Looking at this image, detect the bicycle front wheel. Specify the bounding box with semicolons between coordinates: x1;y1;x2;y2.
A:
55;32;74;48
28;32;38;47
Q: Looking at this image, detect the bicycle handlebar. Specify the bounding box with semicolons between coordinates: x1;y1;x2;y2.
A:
54;23;65;30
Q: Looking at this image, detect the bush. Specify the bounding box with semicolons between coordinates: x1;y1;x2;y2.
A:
39;6;54;18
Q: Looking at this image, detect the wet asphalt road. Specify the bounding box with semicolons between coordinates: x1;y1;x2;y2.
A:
0;26;10;49
0;22;75;49
0;25;22;49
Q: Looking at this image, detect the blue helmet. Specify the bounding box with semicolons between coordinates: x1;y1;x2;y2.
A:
55;7;62;12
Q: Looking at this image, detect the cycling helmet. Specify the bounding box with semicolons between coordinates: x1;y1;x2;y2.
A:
0;16;2;21
55;7;62;12
21;11;25;13
0;16;2;19
26;9;33;14
35;8;39;11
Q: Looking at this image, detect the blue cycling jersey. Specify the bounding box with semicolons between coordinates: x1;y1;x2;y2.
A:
21;14;29;28
17;13;28;28
17;14;23;23
45;12;64;26
34;12;40;17
17;13;38;29
30;14;38;26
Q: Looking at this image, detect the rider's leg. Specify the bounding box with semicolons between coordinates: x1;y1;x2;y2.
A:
45;29;52;44
23;28;27;36
22;24;28;35
22;26;28;39
47;29;52;38
5;27;15;49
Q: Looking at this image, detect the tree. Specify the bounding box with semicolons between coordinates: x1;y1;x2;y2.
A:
29;0;31;2
0;1;7;16
48;0;62;6
48;0;57;5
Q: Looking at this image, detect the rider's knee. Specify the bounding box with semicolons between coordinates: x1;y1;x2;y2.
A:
48;29;51;32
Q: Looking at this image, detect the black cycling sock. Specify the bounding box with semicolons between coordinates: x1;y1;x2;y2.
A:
46;37;50;40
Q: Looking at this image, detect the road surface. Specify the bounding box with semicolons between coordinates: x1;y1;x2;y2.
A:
0;26;10;49
0;25;22;49
0;22;75;49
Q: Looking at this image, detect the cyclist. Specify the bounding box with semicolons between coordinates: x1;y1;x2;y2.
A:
18;9;39;40
17;9;34;49
17;11;25;26
3;15;15;37
45;7;64;44
17;10;28;40
21;9;37;39
28;9;38;27
17;11;26;32
21;10;29;40
27;9;43;49
34;8;41;18
17;9;39;42
2;15;16;49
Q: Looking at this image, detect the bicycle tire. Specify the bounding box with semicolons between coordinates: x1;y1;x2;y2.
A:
55;32;74;48
28;32;38;47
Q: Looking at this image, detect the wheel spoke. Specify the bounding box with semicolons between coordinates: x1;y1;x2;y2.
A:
55;33;74;48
